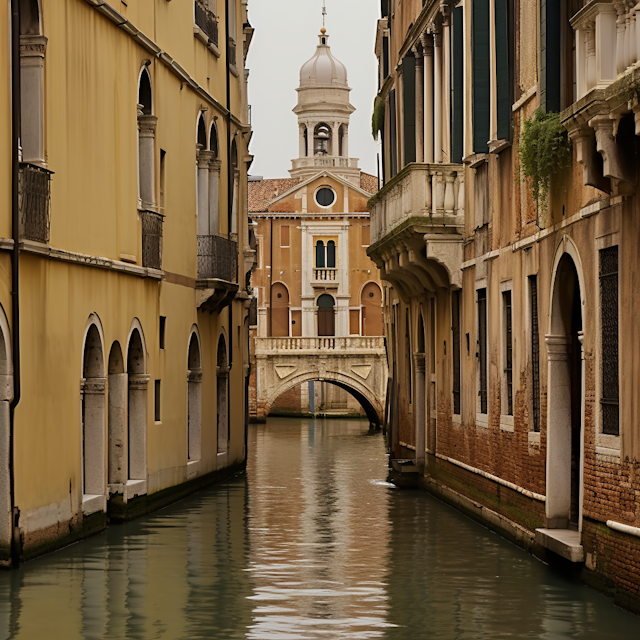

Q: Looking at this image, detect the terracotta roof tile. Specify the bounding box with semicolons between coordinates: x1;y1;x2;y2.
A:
360;172;379;194
248;178;300;212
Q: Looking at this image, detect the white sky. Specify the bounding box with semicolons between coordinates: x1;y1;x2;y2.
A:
246;0;380;179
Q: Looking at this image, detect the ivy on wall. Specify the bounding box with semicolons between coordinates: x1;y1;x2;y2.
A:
517;109;571;212
371;98;385;140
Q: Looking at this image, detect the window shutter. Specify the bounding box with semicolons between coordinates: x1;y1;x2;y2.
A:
472;0;490;153
540;0;561;112
495;0;512;140
402;55;416;165
452;6;464;163
389;89;398;178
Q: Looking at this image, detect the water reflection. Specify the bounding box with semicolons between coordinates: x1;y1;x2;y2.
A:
0;418;637;639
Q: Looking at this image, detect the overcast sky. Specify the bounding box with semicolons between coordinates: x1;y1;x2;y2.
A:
246;0;380;179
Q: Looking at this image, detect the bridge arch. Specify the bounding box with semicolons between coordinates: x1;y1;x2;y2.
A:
264;370;383;427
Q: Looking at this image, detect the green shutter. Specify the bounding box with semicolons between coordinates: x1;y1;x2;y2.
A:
540;0;561;112
452;6;464;163
495;0;512;140
389;89;398;178
403;54;416;165
472;0;490;153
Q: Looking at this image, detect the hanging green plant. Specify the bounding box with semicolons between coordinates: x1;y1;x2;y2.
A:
371;98;385;140
517;109;572;211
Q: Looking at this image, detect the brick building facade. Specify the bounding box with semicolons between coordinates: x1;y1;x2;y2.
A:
370;0;640;613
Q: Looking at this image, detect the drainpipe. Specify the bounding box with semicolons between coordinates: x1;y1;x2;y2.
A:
9;0;22;565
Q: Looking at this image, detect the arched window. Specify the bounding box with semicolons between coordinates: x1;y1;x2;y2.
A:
270;283;290;337
315;240;325;268
327;240;336;269
361;282;383;336
314;123;332;156
82;322;106;504
208;122;221;235
20;0;46;164
217;336;229;454
209;122;219;158
317;294;335;337
138;69;157;209
197;113;211;236
187;332;202;462
127;327;148;481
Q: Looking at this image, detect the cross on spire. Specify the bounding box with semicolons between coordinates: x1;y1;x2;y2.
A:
322;0;327;28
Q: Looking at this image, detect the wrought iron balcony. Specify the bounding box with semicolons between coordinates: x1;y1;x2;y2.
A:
141;210;163;270
19;162;52;243
195;1;219;46
197;235;238;282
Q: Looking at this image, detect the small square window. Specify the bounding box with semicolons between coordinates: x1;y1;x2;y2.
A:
159;316;166;350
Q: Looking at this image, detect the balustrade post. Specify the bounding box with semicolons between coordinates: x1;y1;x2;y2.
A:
443;172;455;214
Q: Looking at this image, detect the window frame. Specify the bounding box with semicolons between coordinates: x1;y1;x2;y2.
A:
476;281;489;427
500;280;514;430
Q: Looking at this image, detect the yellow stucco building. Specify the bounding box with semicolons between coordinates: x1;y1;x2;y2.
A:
0;0;254;564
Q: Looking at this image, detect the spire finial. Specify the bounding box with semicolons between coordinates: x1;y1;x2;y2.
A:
322;0;327;29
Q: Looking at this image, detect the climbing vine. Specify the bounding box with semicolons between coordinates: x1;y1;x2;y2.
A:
517;109;572;212
371;98;385;140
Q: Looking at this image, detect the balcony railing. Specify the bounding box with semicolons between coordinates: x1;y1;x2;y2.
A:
369;163;464;245
313;268;337;282
19;162;52;243
195;0;219;47
197;234;238;282
141;210;163;270
291;157;358;171
255;336;386;354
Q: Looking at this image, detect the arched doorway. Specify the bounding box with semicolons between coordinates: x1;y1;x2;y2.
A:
217;336;229;453
414;312;426;471
187;331;202;462
127;327;148;482
0;305;12;554
82;322;106;501
546;251;584;531
317;294;335;337
107;341;126;487
270;283;290;337
361;282;383;336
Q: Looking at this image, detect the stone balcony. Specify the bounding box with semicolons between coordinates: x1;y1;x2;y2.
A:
290;155;361;183
312;268;338;287
367;162;464;298
561;4;640;195
196;234;239;312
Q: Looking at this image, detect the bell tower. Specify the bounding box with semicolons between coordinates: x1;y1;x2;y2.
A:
290;29;360;184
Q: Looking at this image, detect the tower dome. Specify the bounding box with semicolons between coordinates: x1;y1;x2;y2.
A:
299;30;348;87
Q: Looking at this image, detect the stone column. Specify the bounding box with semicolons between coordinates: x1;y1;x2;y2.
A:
413;45;425;163
414;354;426;473
307;124;314;157
128;374;149;481
332;122;340;157
20;36;48;164
615;1;627;75
342;126;349;159
197;149;213;235
299;124;307;157
81;377;107;497
545;335;573;526
421;32;434;163
108;371;128;486
231;168;240;237
433;29;443;163
138;115;158;209
208;159;221;235
441;8;451;161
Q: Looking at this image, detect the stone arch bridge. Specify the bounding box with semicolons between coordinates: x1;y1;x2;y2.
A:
254;337;388;426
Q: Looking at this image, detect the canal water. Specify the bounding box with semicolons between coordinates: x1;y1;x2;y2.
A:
0;418;639;639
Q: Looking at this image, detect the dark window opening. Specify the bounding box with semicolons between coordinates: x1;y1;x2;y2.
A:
452;290;462;415
315;240;325;268
389;89;398;178
452;6;464;163
503;290;513;416
600;246;619;436
154;380;161;422
327;241;336;268
477;288;488;414
159;316;166;350
402;54;416;165
316;188;335;207
495;0;514;141
472;0;490;153
530;276;541;432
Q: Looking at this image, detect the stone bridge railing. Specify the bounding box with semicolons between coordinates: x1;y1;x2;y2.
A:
255;336;386;354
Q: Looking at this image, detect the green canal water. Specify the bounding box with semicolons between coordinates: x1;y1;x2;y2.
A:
0;418;639;639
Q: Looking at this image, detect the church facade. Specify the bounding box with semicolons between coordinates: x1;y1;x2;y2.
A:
249;29;386;420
